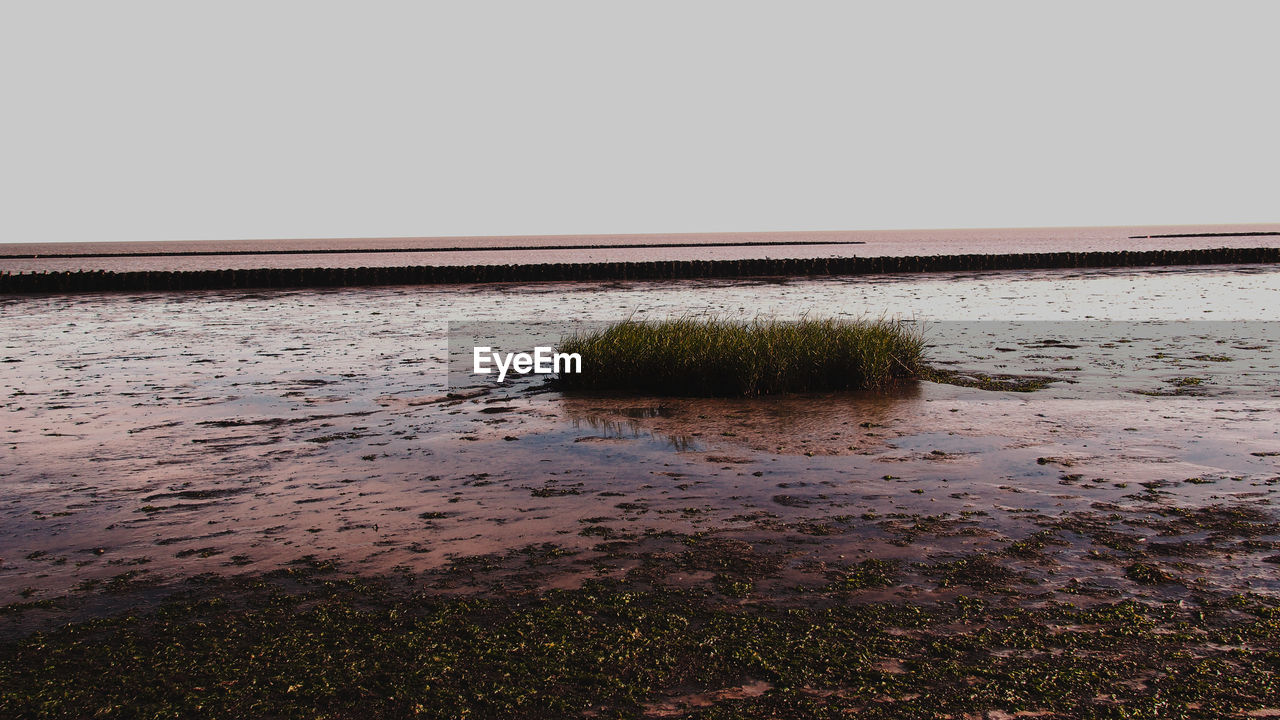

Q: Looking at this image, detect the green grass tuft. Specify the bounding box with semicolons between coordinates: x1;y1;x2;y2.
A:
555;317;925;396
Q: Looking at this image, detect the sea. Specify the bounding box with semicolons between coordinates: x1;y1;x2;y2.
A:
2;223;1278;274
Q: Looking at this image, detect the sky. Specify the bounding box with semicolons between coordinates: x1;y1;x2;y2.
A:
1;2;1277;244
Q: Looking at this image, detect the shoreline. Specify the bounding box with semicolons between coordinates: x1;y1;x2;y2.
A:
3;246;1279;293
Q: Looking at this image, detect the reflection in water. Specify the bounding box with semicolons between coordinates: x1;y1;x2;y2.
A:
560;384;925;455
567;405;698;451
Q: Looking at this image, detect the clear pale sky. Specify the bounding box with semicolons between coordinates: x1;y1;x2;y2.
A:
2;2;1277;244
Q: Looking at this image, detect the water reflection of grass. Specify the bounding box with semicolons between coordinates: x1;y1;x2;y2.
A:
557;317;924;396
558;387;922;455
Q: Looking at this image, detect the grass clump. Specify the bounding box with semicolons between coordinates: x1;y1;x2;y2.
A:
556;317;924;396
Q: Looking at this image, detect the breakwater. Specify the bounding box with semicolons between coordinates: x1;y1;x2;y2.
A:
2;247;1278;293
0;238;864;260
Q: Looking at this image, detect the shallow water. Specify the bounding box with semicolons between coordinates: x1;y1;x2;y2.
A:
2;265;1279;603
3;223;1278;272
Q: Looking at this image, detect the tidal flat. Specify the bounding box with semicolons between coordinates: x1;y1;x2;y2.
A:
3;265;1280;717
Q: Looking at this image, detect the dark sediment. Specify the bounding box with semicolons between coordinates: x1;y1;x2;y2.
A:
5;529;1280;719
2;246;1279;293
1131;231;1280;239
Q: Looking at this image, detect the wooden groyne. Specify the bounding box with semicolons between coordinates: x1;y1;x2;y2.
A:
2;247;1278;294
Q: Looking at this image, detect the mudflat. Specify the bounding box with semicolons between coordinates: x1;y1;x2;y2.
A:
3;265;1279;718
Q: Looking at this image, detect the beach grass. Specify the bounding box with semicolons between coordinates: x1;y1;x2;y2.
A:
555;316;925;396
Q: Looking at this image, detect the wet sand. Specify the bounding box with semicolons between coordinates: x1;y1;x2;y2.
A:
3;265;1278;605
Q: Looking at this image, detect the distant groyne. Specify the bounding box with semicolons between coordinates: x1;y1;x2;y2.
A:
2;247;1278;294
